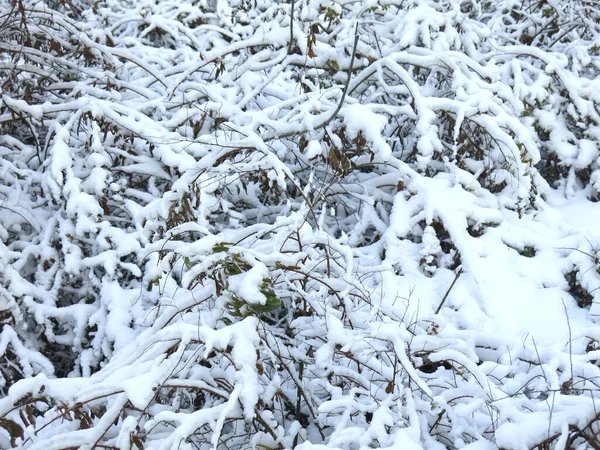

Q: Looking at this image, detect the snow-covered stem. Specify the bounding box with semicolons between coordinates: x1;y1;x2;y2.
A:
2;0;600;449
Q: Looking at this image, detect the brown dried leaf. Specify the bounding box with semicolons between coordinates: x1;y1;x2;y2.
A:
0;418;24;447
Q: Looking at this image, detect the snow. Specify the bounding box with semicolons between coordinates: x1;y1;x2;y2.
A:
341;104;392;161
227;262;269;305
549;191;600;236
3;0;600;449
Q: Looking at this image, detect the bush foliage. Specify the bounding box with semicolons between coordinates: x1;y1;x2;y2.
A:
2;0;600;448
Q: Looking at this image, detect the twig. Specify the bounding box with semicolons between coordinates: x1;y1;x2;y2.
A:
268;22;360;141
532;337;549;385
0;204;40;232
321;22;360;129
435;268;463;314
562;298;574;383
277;263;354;329
261;335;325;439
288;0;295;55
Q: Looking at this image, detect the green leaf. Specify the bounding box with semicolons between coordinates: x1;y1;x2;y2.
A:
325;59;339;72
221;316;233;326
212;242;235;253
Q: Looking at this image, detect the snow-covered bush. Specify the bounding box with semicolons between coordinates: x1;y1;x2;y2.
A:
2;0;600;448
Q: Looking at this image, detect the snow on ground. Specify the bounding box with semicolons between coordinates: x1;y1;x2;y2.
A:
549;191;600;238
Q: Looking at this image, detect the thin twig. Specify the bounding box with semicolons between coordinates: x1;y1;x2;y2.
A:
562;298;574;383
435;268;463;314
320;22;360;129
288;0;295;55
268;22;360;141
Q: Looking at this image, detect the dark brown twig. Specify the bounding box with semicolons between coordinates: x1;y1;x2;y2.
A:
435;268;463;314
288;0;295;55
